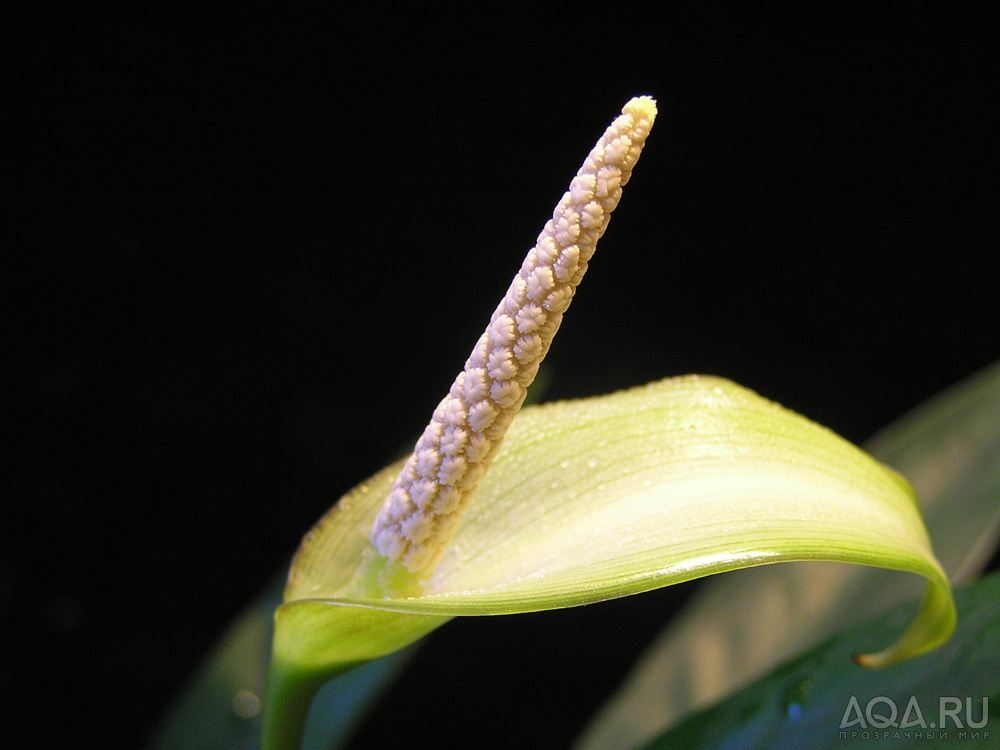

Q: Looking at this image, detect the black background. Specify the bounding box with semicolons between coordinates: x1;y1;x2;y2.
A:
6;5;999;748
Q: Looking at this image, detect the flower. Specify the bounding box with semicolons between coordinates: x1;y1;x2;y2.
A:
260;96;954;750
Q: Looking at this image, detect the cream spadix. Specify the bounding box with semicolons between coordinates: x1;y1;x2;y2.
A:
363;96;657;588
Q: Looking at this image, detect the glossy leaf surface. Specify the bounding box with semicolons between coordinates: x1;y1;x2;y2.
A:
641;570;1000;750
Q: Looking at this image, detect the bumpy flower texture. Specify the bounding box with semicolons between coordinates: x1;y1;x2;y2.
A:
369;96;658;577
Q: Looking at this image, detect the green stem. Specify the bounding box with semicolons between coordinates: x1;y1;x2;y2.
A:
259;656;346;750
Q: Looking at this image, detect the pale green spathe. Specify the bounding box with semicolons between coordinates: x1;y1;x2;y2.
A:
275;375;952;665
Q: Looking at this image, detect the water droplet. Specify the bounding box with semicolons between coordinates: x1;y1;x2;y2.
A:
549;480;561;489
586;457;599;469
559;459;571;469
232;690;261;719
